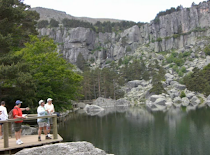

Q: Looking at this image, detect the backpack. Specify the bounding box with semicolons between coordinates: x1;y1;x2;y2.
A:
8;107;17;119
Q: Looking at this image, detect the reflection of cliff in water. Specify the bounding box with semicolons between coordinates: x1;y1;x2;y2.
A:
125;107;154;125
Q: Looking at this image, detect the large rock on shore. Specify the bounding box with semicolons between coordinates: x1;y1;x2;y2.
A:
15;141;113;155
84;104;104;116
93;97;116;107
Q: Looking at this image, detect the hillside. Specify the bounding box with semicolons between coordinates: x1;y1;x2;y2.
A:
31;7;125;24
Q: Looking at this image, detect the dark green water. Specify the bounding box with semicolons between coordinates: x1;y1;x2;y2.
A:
58;107;210;155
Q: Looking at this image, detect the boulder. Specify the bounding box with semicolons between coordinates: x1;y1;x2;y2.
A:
15;141;112;155
181;97;190;106
207;95;210;100
127;80;142;89
77;102;86;109
21;125;37;135
186;93;195;99
165;73;174;80
173;97;182;104
150;95;164;102
190;96;200;106
174;83;186;90
115;99;130;106
84;104;104;116
206;100;210;107
93;97;116;107
154;98;166;106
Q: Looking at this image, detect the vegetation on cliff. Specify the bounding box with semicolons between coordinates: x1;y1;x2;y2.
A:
37;18;145;33
183;65;210;95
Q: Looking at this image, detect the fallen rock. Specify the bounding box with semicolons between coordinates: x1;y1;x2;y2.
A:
181;97;190;106
150;95;164;102
93;97;116;107
77;102;86;109
186;93;195;99
154;98;166;106
15;141;113;155
190;96;200;106
174;83;186;90
115;99;130;106
84;104;104;115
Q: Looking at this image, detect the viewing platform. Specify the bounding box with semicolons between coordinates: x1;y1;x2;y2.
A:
0;114;63;154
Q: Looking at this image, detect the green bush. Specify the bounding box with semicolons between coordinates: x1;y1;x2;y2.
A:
204;46;210;55
180;91;186;98
156;38;162;42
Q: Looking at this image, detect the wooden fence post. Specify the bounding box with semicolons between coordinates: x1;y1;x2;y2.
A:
4;122;9;148
53;115;58;139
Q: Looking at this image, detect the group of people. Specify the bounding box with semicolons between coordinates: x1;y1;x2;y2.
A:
0;98;55;145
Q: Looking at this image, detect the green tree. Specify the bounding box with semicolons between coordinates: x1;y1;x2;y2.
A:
0;0;39;108
16;36;83;110
37;20;49;28
50;18;59;27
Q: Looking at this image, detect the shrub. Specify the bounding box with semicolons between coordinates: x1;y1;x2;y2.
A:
156;38;162;42
37;20;49;28
180;91;186;98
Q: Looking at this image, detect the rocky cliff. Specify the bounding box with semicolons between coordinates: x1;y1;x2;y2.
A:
38;1;210;64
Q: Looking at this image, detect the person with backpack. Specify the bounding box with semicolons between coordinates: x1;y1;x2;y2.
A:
0;101;8;139
13;100;30;145
37;100;51;141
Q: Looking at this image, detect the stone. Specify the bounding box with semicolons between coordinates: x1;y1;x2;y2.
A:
190;96;200;106
206;100;210;107
207;95;210;100
21;125;37;135
173;97;182;104
174;83;186;90
127;80;142;89
84;104;104;115
181;97;190;106
186;93;195;99
154;98;166;106
150;95;164;102
165;73;174;80
15;141;112;155
93;97;116;107
115;99;130;106
77;102;86;109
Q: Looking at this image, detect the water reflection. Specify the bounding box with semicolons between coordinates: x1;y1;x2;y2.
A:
59;106;210;155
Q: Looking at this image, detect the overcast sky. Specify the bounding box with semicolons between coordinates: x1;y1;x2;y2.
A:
24;0;205;22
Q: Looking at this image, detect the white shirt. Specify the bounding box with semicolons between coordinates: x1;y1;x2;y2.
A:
0;106;8;120
44;103;55;115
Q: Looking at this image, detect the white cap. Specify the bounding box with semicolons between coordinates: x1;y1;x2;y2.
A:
39;100;44;105
47;98;53;102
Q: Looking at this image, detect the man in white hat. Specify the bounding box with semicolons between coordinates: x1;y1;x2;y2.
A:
45;98;55;137
37;100;51;141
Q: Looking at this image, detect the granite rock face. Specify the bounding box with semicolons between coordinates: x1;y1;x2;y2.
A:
38;1;210;64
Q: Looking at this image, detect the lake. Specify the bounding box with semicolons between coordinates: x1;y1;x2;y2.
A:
58;106;210;155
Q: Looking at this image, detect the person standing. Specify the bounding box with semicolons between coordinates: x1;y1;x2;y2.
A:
44;98;55;137
13;100;30;145
37;100;51;141
0;101;8;139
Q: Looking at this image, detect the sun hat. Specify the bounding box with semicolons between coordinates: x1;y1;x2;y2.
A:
39;100;44;105
15;100;22;105
47;98;53;102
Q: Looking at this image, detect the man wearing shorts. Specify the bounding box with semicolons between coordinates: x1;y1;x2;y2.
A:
13;100;30;145
37;100;51;141
45;98;55;137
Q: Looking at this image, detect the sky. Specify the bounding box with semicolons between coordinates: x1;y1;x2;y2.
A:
24;0;204;23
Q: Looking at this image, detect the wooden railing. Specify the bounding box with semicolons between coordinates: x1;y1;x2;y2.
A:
0;114;58;148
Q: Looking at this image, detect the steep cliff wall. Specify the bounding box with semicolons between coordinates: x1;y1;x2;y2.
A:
38;1;210;64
